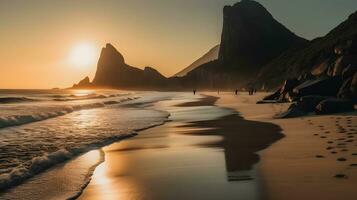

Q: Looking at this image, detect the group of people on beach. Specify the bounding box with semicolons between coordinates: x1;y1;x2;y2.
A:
193;89;255;95
248;87;257;95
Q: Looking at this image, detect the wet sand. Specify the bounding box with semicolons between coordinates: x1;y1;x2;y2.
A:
78;93;283;200
215;92;357;200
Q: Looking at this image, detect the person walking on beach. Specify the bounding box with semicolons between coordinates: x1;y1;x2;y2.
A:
235;89;238;95
193;89;196;95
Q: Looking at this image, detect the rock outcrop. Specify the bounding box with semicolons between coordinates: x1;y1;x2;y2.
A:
175;45;220;77
72;76;91;88
75;43;168;89
256;10;357;88
257;8;357;116
219;0;306;67
183;0;307;88
72;0;357;103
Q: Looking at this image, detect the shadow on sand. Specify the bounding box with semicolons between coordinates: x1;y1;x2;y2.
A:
179;96;284;181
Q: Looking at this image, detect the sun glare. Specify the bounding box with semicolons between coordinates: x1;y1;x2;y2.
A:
68;43;97;69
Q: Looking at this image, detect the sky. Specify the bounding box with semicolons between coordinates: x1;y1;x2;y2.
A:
0;0;356;89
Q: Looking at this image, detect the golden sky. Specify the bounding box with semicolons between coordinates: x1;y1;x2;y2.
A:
0;0;356;89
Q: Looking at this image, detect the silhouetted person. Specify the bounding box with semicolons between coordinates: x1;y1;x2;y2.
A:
248;87;255;95
193;89;196;95
235;89;238;95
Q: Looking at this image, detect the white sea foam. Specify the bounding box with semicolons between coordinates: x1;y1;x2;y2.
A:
0;96;139;129
0;91;171;192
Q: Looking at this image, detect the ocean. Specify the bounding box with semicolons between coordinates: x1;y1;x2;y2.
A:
0;89;172;197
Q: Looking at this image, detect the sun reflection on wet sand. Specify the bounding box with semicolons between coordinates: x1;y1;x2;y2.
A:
78;95;262;200
81;148;145;200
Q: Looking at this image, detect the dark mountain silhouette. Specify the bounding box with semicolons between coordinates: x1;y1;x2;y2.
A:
181;0;307;88
175;45;219;77
256;10;357;88
72;76;91;88
73;0;356;92
74;43;167;89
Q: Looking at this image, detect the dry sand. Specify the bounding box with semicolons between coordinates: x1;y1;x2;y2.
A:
214;92;357;200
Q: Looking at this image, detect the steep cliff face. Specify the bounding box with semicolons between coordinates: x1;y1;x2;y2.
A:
76;43;167;89
219;0;306;69
256;10;357;88
92;43;126;86
184;0;307;88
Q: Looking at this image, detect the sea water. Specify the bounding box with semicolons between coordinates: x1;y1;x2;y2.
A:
0;89;172;198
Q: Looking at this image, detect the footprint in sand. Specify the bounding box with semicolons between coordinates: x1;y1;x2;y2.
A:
350;164;357;167
352;153;357;156
331;151;337;154
320;136;327;139
327;141;334;144
315;155;325;158
337;157;347;161
334;174;347;178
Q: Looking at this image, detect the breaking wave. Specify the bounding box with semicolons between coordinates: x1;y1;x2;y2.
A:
0;97;139;129
0;97;37;104
0;133;137;190
0;108;169;191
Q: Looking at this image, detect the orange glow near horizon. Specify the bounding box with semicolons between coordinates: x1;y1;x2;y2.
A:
68;43;98;70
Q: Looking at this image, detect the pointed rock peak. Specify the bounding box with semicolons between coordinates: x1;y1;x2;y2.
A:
105;43;116;50
82;76;90;83
144;66;166;78
78;76;90;85
144;66;161;74
100;43;125;64
76;76;91;87
219;0;306;65
226;0;271;18
144;66;157;72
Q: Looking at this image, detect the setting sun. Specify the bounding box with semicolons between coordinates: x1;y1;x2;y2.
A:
68;43;98;69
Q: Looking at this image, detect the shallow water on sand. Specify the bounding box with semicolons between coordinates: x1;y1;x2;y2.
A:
78;94;263;200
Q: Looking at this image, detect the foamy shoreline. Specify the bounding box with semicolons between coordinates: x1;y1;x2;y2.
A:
0;92;172;199
3;92;356;200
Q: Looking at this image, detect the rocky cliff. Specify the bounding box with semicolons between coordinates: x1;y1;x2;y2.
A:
256;10;357;89
74;43;167;89
183;0;307;88
72;0;357;92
